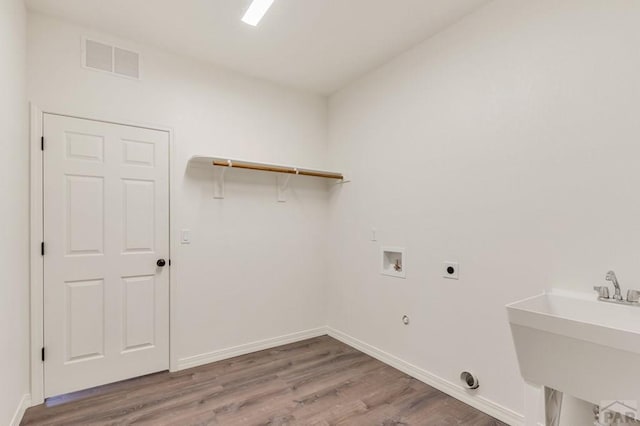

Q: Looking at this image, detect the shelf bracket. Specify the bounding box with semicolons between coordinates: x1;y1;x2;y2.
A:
277;169;297;202
334;171;351;185
213;160;230;199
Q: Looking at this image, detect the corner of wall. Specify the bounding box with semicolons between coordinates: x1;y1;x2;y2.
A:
9;394;31;426
1;0;32;424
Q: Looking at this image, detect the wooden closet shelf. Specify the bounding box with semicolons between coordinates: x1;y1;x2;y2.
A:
190;156;344;180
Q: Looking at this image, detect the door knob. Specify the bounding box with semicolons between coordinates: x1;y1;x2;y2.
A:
157;259;166;267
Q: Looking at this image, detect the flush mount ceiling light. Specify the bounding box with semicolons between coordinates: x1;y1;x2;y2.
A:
242;0;275;26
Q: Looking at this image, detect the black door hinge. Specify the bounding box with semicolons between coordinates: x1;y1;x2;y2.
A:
41;347;45;362
41;136;44;151
41;242;45;256
168;259;172;266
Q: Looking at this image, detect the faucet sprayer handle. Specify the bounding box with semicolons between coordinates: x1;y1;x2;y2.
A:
593;286;610;299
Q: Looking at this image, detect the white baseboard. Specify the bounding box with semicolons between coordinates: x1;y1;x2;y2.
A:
327;327;524;426
177;327;328;370
10;394;31;426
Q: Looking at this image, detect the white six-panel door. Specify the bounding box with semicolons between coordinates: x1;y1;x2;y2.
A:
43;114;169;397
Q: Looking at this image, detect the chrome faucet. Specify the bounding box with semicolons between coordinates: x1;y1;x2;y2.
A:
605;270;623;301
594;270;640;306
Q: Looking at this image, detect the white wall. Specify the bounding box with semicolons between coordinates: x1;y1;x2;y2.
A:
0;0;30;424
27;12;330;367
327;0;640;420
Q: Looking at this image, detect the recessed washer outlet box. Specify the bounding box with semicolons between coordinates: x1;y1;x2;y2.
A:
381;247;406;278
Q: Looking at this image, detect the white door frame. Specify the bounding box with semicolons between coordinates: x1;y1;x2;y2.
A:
29;104;178;405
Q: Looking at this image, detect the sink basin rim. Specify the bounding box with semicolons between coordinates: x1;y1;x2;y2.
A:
507;289;640;355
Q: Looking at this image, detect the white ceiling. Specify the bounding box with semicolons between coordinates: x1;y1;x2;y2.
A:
25;0;492;94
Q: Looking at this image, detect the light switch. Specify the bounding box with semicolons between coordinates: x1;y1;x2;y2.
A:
181;229;191;244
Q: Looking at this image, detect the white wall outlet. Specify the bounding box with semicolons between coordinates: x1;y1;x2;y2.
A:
443;262;459;280
181;229;191;244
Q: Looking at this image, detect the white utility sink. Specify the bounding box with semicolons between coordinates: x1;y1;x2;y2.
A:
507;290;640;419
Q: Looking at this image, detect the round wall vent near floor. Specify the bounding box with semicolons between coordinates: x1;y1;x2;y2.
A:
460;371;479;390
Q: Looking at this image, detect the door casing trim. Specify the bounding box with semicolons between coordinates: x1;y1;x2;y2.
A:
29;104;177;405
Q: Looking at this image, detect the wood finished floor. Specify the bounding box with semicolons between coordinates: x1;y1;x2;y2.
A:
22;336;507;426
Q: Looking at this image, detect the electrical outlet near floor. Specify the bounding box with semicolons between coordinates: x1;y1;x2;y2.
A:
443;262;459;280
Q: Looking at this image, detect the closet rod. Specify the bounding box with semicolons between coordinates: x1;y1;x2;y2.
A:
212;160;344;180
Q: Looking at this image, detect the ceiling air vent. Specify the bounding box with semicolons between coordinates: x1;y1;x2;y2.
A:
82;38;141;80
